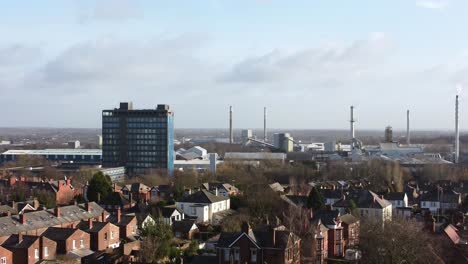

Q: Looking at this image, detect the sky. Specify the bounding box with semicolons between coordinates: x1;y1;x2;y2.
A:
1;0;468;130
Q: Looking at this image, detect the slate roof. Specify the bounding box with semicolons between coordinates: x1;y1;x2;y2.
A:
172;219;197;234
2;234;39;249
107;214;136;227
42;227;79;241
384;192;406;201
340;213;359;225
159;207;182;218
421;190;460;203
284;195;308;207
102;192;131;207
311;209;341;227
202;182;239;194
320;189;343;199
0;205;17;215
77;220;109;233
217;226;299;250
333;190;391;209
177;190;228;204
0;202;104;237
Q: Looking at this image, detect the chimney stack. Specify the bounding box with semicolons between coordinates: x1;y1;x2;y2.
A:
101;210;106;222
116;208;121;223
20;213;26;224
54;206;61;217
88;218;93;229
406;110;410;145
264;107;267;142
350;106;356;140
229;106;233;144
18;233;23;244
455;95;460;163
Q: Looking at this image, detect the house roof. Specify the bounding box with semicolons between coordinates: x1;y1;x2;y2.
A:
107;214;136;227
177;190;228;204
77;221;110;233
102;192;131;207
320;189;343;199
217;226;299;250
202;182;239;193
333;190;391;209
384;192;406;201
340;213;359;225
0;202;104;237
42;227;80;241
172;219;197;234
2;234;39;249
269;182;285;193
124;183;151;194
159;207;182;218
311;210;341;227
0;205;17;215
421;190;460;203
284;195;308;208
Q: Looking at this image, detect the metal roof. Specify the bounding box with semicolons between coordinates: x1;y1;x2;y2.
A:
2;149;102;156
224;152;286;160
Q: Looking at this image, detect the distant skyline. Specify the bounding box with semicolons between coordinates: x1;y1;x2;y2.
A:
1;0;468;130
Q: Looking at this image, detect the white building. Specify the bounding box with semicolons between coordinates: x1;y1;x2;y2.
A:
176;190;230;223
383;192;409;215
333;190;392;222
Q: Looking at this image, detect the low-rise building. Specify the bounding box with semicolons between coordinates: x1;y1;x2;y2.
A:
333;190;392;222
77;219;120;251
176;190;230;223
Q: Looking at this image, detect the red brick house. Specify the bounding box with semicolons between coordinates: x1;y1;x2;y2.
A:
0;245;12;264
216;223;301;264
340;214;360;249
78;219;120;251
42;227;91;254
0;176;75;205
122;183;151;202
108;209;138;239
2;234;41;264
311;210;346;259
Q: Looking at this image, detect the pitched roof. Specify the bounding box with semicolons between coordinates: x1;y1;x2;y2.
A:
42;227;80;241
125;183;151;194
340;213;359;225
0;202;104;237
2;234;39;249
333;190;391;209
421;190;460;203
77;220;110;233
177;190;228;204
159;207;182;218
172;219;197;234
107;214;136;227
384;192;406;201
311;210;340;227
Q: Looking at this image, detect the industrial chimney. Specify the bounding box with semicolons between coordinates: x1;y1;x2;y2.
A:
264;107;267;142
406;110;410;145
229;106;233;144
350;106;355;139
455;95;460;163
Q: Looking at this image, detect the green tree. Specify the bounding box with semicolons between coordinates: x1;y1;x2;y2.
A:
139;221;174;262
307;187;325;211
86;172;112;202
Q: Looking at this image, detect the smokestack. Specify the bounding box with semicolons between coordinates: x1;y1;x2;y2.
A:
264;107;267;142
455;95;460;163
406;110;410;145
229;106;233;144
350;106;355;139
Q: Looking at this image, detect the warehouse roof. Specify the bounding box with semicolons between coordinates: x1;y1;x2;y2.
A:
1;149;102;156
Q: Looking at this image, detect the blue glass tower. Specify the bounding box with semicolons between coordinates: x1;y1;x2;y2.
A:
102;102;174;175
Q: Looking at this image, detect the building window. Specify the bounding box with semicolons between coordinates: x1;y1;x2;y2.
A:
250;248;257;262
80;239;84;248
104;232;108;240
336;243;342;256
223;249;230;260
234;248;240;261
111;231;114;239
72;240;76;249
35;249;39;259
1;257;6;264
335;230;342;240
44;246;49;257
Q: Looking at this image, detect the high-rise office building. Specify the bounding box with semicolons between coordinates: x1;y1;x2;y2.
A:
102;102;174;175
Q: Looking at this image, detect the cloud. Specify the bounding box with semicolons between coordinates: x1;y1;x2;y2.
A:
23;35;214;95
76;0;142;23
416;0;449;9
218;32;395;86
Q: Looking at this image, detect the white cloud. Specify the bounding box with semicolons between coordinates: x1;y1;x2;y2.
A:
416;0;449;9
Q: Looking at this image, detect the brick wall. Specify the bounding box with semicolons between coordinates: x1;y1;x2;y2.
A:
0;246;12;264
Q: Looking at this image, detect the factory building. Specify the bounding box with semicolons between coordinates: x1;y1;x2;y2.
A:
0;149;102;164
273;133;294;152
102;102;174;175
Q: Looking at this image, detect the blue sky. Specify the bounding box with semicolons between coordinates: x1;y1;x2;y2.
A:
1;0;467;130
